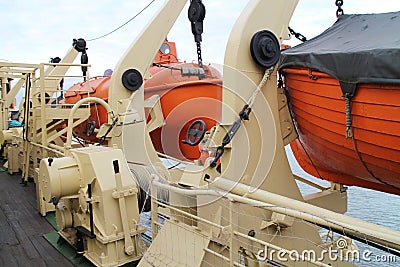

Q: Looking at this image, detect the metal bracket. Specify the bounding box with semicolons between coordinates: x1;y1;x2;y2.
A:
112;187;138;199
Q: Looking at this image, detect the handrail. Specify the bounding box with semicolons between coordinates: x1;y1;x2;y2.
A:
151;177;400;252
65;97;113;149
151;178;334;266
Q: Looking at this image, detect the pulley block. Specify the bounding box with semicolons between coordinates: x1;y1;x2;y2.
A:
122;69;143;91
73;38;87;53
250;30;281;68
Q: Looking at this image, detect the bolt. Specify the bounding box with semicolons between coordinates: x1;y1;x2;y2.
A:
248;230;256;237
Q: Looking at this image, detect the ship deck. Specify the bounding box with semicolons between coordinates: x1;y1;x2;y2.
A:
0;170;73;266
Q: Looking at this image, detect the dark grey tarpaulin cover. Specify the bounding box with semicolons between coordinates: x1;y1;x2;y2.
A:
279;11;400;85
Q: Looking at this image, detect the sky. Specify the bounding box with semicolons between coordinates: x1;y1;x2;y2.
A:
1;0;400;78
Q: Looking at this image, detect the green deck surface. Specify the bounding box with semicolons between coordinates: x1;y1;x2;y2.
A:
43;212;92;266
45;211;58;230
44;212;140;267
43;232;93;267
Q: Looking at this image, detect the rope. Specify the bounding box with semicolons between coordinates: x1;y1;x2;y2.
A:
96;115;119;145
344;94;353;139
87;0;156;42
94;102;101;129
167;162;181;170
247;67;274;108
72;133;86;147
343;93;399;190
282;75;325;180
210;67;274;168
350;133;400;191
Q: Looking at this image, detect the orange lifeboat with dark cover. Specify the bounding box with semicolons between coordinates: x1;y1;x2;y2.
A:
279;12;400;195
64;40;222;160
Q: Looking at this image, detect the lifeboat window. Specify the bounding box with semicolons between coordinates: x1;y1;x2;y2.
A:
160;43;170;55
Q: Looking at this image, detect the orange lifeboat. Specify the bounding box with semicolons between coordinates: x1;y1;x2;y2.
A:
64;40;222;160
283;67;400;195
279;12;400;195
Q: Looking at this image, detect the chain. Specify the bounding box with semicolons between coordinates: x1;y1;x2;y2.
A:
196;41;203;69
288;27;307;42
188;0;205;71
335;0;344;17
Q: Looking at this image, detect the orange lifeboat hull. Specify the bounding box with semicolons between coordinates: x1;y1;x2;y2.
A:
64;63;222;160
283;67;400;195
146;63;222;160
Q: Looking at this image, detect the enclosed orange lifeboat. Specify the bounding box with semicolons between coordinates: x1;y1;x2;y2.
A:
279;12;400;195
64;40;222;160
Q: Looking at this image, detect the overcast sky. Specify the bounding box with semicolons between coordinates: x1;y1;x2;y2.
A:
1;0;400;77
